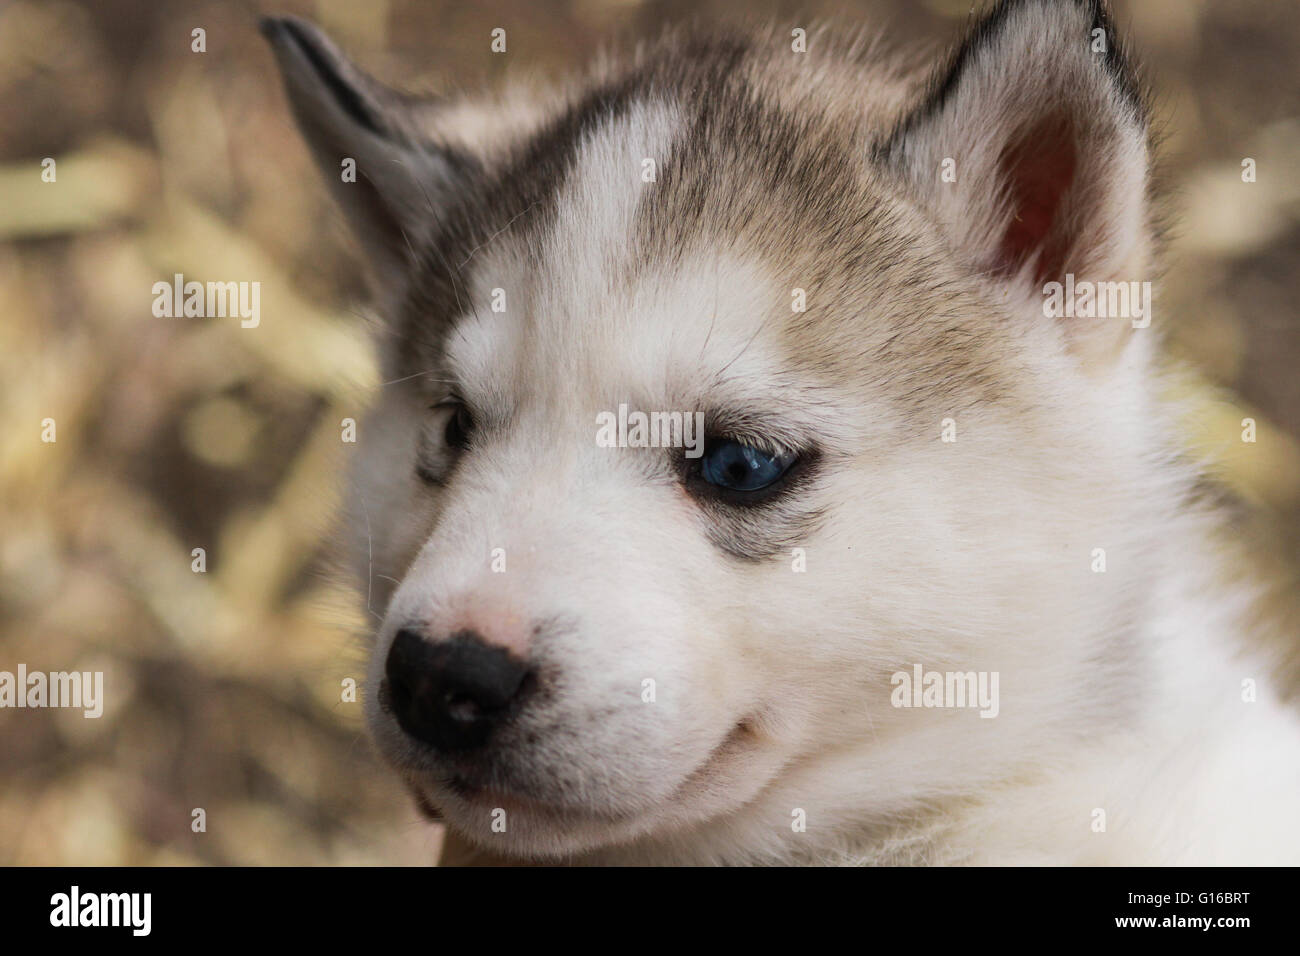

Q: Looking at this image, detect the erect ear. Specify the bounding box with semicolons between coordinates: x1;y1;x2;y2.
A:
261;16;473;294
878;0;1151;354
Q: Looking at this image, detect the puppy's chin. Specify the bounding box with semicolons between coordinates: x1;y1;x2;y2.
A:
417;782;638;860
405;717;781;861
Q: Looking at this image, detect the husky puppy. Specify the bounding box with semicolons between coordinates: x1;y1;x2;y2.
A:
263;0;1300;865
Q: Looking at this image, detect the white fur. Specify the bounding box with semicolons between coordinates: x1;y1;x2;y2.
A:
267;3;1300;865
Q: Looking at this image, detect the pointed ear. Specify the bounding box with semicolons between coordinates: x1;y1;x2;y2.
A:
261;16;473;292
878;0;1151;350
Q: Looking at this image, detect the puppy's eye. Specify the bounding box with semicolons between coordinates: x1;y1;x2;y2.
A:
416;400;474;485
442;400;474;451
699;439;797;492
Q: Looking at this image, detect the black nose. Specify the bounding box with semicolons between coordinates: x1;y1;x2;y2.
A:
383;629;533;752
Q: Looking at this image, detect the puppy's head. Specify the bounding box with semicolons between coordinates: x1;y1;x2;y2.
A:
265;0;1159;861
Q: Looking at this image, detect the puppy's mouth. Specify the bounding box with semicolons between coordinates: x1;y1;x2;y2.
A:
402;715;767;830
666;716;765;801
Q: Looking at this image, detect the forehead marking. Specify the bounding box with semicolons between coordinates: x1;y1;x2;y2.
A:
447;100;686;397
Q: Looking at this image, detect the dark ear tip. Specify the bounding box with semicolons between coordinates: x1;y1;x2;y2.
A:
258;16;285;42
259;15;318;50
259;14;387;137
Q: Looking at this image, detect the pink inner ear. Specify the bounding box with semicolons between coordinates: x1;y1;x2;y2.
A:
996;112;1077;285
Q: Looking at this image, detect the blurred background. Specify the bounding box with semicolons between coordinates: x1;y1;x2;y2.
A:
0;0;1297;865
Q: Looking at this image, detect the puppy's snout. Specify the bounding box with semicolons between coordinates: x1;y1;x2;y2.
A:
384;628;534;752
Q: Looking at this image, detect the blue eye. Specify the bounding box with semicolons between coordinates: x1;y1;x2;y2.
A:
699;440;798;492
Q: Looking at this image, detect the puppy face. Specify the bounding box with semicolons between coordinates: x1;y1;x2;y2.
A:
266;0;1158;861
360;243;844;856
